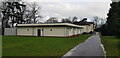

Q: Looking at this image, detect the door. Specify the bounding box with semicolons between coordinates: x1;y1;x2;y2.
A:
38;29;41;36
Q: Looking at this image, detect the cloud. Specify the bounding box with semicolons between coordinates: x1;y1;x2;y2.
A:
23;0;60;2
23;0;111;2
23;0;111;22
40;2;111;17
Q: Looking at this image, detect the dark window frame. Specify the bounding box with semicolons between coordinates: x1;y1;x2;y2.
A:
50;29;52;31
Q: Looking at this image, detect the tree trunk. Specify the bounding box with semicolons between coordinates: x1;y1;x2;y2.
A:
2;19;4;35
2;27;4;35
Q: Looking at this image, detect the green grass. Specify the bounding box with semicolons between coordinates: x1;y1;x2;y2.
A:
2;35;90;56
101;36;120;57
0;35;2;57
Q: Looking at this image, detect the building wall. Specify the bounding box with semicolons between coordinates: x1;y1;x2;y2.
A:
90;24;94;32
86;25;90;33
80;29;84;34
4;28;16;35
78;28;81;34
33;27;43;36
74;28;78;35
17;27;33;36
65;27;82;37
17;27;66;37
81;24;94;33
86;24;94;33
43;27;65;37
17;26;83;37
66;27;73;36
77;28;80;34
82;26;87;32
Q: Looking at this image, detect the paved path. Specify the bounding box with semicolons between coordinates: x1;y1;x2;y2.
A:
62;34;106;58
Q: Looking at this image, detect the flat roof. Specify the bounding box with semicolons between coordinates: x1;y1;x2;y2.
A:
17;23;84;28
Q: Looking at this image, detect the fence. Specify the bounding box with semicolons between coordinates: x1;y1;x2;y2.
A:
0;28;1;35
4;28;16;35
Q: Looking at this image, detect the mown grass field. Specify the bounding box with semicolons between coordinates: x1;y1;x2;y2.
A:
2;35;90;56
101;36;120;57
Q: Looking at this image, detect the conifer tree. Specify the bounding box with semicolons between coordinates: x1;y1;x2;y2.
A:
101;1;120;38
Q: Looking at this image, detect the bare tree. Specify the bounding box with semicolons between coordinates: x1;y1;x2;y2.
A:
0;2;26;27
61;18;71;23
25;2;42;24
0;0;25;35
93;16;107;28
72;16;78;23
46;17;58;23
99;18;104;27
93;16;100;29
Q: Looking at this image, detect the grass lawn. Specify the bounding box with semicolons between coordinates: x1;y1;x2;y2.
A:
2;35;90;56
101;36;120;57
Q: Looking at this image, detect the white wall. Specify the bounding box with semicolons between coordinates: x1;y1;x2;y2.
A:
67;27;73;36
81;24;94;33
66;27;83;36
33;27;43;36
74;28;78;35
17;26;84;37
43;27;65;37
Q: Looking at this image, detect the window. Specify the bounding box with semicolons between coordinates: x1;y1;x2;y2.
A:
50;29;52;31
27;29;29;31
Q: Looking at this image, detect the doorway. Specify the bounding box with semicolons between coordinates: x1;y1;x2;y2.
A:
38;29;41;36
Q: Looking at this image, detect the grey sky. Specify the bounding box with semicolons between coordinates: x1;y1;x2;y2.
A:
4;0;113;22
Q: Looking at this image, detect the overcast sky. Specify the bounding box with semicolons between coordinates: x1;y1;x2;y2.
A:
24;0;112;22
